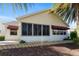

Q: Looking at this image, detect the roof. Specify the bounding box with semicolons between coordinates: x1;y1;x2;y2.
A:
3;21;16;24
7;25;18;30
51;13;69;27
16;9;51;20
3;21;18;26
51;25;69;30
16;9;69;27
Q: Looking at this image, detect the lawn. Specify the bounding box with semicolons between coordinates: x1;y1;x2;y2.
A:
0;43;79;56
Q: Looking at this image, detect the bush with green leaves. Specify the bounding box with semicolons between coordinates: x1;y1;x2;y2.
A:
64;36;71;40
0;36;5;41
20;40;26;43
70;31;77;39
70;31;78;44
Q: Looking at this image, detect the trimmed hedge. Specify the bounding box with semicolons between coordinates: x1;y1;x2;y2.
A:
0;36;5;41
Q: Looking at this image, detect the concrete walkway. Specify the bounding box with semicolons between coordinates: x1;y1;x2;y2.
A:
49;46;79;56
0;43;79;56
0;41;19;45
0;40;73;50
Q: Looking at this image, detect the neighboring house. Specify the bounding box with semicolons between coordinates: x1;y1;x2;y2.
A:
0;9;69;42
0;23;5;36
3;21;19;41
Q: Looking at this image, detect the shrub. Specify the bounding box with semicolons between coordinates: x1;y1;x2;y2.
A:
64;37;71;40
20;40;26;43
70;31;77;40
0;36;5;41
70;31;79;44
75;37;79;45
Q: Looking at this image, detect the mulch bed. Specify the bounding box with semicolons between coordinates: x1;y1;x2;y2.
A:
0;43;79;56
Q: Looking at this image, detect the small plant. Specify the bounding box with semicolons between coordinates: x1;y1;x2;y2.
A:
64;37;71;40
0;36;5;41
20;40;26;43
70;31;78;44
70;31;77;40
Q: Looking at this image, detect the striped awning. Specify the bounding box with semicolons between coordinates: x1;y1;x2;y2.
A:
7;25;18;30
51;25;69;30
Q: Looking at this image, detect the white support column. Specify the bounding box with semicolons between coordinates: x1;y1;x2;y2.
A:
50;25;52;36
18;21;21;41
32;24;33;36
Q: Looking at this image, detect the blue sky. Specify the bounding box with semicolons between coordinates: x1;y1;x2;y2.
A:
0;3;76;28
0;3;53;23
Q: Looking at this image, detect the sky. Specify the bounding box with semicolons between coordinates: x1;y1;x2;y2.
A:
0;3;53;23
0;3;76;28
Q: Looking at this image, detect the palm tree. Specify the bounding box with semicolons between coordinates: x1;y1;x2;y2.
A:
51;3;79;37
0;3;34;15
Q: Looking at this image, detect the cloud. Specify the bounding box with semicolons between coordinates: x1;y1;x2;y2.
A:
0;16;16;23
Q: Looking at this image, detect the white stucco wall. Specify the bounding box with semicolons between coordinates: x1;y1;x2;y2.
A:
19;25;68;42
5;29;20;41
18;12;67;27
17;11;68;42
0;23;5;36
2;10;68;42
4;21;20;41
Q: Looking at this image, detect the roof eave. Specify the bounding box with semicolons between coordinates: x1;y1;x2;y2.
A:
16;9;51;20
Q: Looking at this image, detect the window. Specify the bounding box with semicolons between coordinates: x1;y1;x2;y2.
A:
10;30;17;35
59;31;62;35
56;30;59;35
22;23;50;36
63;32;66;35
22;23;32;36
53;30;57;35
28;23;32;35
52;30;66;35
22;23;28;35
33;24;49;36
43;25;50;36
47;26;50;35
37;25;41;35
33;24;42;36
33;24;38;35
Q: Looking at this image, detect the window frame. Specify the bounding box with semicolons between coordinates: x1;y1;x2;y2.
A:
21;22;50;36
43;25;50;36
52;30;66;35
27;23;32;36
10;29;17;35
21;23;28;36
21;23;32;36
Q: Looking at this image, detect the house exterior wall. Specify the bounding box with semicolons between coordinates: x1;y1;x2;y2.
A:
17;12;68;42
4;22;20;41
19;27;67;43
5;28;20;41
0;23;5;36
18;12;67;27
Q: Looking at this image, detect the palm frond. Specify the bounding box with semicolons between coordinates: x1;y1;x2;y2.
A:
54;3;77;24
60;5;70;16
0;3;5;14
52;3;79;24
0;3;34;15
